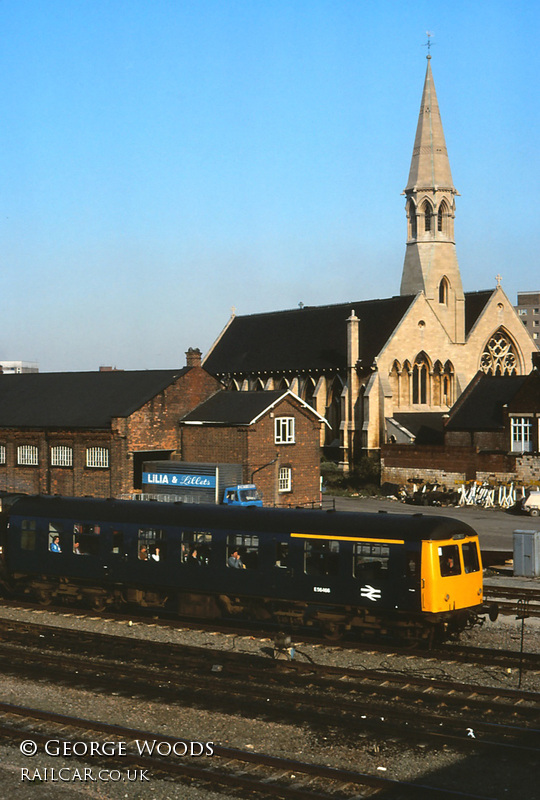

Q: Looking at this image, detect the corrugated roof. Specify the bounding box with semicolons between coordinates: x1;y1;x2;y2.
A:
0;369;189;429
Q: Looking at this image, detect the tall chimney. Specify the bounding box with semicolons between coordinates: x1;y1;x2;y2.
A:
185;347;202;368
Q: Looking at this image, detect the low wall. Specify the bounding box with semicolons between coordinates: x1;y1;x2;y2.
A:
380;445;518;487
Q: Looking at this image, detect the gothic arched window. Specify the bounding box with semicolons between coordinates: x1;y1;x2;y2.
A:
412;353;430;404
480;330;519;375
437;200;448;233
439;276;449;304
408;201;417;239
422;200;432;232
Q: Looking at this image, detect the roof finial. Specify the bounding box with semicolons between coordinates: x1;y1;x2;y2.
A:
424;31;434;59
496;274;502;287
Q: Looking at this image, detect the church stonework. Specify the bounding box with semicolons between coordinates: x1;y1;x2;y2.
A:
204;58;537;472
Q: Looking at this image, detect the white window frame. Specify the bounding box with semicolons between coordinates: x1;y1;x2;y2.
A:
511;417;533;453
275;417;295;444
0;445;5;464
278;466;292;493
86;447;109;468
51;446;73;467
17;445;39;466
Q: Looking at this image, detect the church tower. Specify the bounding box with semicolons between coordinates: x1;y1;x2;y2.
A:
400;56;465;343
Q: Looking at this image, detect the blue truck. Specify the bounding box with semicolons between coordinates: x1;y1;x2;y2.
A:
141;462;263;507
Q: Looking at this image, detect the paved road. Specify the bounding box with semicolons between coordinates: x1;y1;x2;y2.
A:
327;494;539;551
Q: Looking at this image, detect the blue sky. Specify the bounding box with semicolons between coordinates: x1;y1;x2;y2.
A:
1;0;538;371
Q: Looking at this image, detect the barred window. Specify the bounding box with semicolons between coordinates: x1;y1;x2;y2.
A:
51;446;73;467
0;445;5;465
275;417;295;444
278;466;292;492
17;445;39;466
86;447;109;468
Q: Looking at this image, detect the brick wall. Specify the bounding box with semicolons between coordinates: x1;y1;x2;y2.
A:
381;444;517;485
179;397;323;507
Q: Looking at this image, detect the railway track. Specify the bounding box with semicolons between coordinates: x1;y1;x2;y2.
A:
0;618;538;757
0;702;509;800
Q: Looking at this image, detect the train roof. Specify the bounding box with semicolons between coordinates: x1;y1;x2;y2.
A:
7;495;477;543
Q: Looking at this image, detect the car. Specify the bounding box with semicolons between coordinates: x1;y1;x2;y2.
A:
522;490;540;517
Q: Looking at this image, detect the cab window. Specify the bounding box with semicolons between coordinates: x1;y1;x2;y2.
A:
462;542;480;574
439;544;461;576
354;542;389;578
305;539;339;576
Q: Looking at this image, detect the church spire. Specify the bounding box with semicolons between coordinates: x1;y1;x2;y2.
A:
400;56;465;343
404;56;455;194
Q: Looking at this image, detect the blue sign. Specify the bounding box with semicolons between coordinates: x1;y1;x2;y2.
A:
143;472;216;489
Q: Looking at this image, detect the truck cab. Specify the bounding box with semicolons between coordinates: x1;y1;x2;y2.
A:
222;484;263;507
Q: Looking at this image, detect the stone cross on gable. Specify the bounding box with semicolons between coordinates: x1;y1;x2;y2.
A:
495;274;502;287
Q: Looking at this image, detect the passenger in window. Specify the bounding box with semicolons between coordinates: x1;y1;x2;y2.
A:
228;548;245;569
139;545;149;561
187;547;201;566
73;541;82;555
50;536;61;553
151;547;161;562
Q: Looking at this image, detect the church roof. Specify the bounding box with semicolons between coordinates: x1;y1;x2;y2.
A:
0;369;190;429
204;295;416;376
204;290;495;377
405;56;455;193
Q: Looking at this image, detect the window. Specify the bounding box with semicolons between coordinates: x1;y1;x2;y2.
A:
227;533;259;569
275;417;295;444
17;445;38;466
138;527;165;561
511;417;533;453
0;445;5;465
518;309;527;316
181;530;212;566
439;544;461;576
275;541;289;568
422;200;431;232
278;466;292;492
73;523;101;556
304;539;339;576
51;446;73;467
21;519;36;551
86;447;109;468
462;542;480;574
354;542;390;578
49;522;63;553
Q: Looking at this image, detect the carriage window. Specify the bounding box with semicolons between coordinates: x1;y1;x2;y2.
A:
73;522;101;556
227;534;259;569
138;527;166;562
462;542;480;574
354;543;390;578
181;531;213;566
406;550;420;577
304;539;339;576
439;544;461;576
21;519;36;551
275;541;289;568
48;522;63;553
111;530;123;555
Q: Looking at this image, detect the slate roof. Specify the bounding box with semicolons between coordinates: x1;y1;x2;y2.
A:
0;369;189;429
391;412;446;444
445;374;528;431
181;390;321;426
204;290;494;376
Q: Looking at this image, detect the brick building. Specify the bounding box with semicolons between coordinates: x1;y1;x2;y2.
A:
180;391;328;507
381;361;540;486
0;356;221;498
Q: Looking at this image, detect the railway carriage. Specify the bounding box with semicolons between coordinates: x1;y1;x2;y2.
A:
0;495;489;642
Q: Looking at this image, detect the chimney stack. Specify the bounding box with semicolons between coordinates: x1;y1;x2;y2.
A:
186;347;202;368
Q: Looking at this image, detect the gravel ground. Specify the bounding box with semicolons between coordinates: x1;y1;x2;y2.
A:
0;604;538;800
